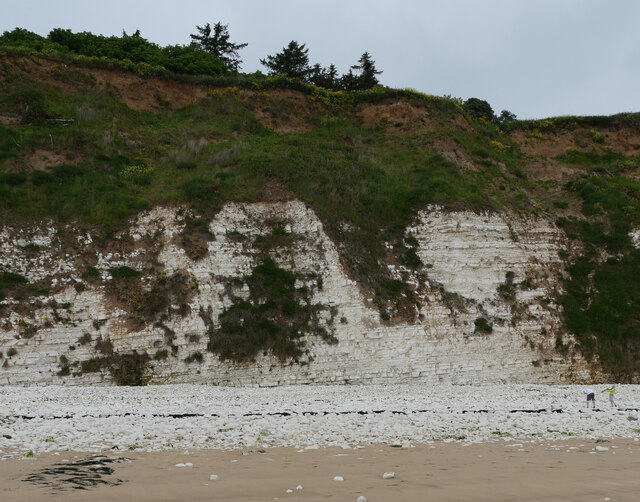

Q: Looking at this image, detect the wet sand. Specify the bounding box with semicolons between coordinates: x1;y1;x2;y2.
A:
2;439;639;501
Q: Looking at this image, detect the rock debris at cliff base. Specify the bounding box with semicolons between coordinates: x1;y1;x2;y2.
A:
1;384;638;456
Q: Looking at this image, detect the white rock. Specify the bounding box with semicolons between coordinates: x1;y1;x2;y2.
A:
595;446;609;452
334;476;344;481
382;471;395;479
185;462;193;467
210;474;219;481
286;489;293;493
0;203;590;388
357;497;367;502
175;463;186;467
296;485;303;490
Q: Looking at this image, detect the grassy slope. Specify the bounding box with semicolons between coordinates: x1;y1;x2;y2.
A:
2;53;640;378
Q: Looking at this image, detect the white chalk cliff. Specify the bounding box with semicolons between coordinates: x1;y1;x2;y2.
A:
0;202;593;385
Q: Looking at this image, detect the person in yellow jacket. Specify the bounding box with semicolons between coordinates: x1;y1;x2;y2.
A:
602;385;617;407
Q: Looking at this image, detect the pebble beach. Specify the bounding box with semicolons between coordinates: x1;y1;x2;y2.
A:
1;383;639;454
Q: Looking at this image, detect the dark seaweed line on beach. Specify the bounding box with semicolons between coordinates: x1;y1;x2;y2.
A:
2;408;638;421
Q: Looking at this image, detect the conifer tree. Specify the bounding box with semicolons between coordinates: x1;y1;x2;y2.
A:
348;51;382;90
260;41;311;80
190;22;247;72
309;63;340;89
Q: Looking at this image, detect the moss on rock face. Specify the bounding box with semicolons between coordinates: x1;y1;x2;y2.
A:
206;258;336;363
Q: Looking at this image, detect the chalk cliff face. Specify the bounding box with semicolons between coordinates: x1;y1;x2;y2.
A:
0;202;592;386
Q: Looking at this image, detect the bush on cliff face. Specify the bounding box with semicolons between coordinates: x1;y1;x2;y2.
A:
80;352;150;385
105;270;194;328
559;172;640;378
9;85;54;124
0;271;29;300
474;317;493;334
206;258;336;362
562;251;640;378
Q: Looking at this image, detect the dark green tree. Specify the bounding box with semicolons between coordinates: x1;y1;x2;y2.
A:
190;22;247;72
496;109;517;124
347;51;382;90
260;40;311;80
122;29;141;38
0;28;61;52
339;69;357;91
462;98;495;121
45;28;227;76
0;27;45;45
309;63;340;89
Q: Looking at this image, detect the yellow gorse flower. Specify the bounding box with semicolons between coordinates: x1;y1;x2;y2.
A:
119;158;154;179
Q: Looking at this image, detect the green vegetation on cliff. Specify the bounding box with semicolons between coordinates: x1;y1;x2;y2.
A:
2;27;640;378
0;27;228;77
558;172;640;378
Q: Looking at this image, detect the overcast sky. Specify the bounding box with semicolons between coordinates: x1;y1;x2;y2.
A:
3;0;639;119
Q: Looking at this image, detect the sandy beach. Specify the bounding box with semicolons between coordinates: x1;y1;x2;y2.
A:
2;384;639;500
2;440;640;501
